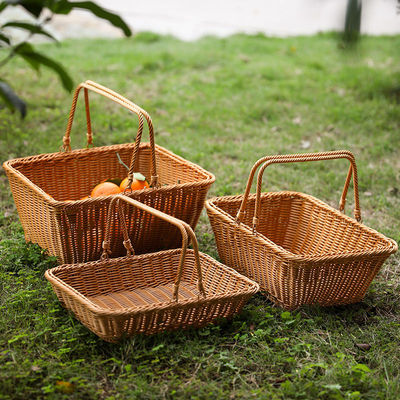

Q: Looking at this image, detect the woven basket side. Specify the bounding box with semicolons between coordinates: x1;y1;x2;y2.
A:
182;252;257;296
52;250;182;297
266;255;389;309
4;165;62;257
7;143;214;202
52;249;257;299
79;295;251;342
8;144;139;201
211;192;393;257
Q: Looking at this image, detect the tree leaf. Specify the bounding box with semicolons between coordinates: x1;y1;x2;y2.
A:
0;33;11;45
13;43;73;91
13;42;40;70
133;172;146;181
2;22;58;41
0;81;27;118
56;1;131;36
3;0;44;17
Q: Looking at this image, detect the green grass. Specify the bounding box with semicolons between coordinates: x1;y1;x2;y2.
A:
1;32;400;399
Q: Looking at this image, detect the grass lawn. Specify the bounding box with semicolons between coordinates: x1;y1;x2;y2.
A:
0;32;400;399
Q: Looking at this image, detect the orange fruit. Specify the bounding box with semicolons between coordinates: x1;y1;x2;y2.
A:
120;176;149;192
91;182;121;197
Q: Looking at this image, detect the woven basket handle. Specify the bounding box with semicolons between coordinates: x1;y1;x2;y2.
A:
250;151;361;233
63;81;159;187
85;80;159;187
236;150;360;228
102;194;206;302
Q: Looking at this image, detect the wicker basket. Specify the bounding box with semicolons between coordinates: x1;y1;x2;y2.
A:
3;80;215;264
45;195;259;342
205;151;398;310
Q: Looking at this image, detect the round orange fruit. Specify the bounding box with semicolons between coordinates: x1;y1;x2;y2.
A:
120;176;149;192
91;182;121;197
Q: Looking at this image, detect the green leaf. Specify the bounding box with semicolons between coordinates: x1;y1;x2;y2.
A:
3;0;44;17
13;43;73;91
352;363;371;373
2;22;58;41
51;1;131;36
0;33;10;46
133;172;146;181
280;311;292;320
106;177;123;186
0;81;27;117
323;384;342;391
13;42;40;70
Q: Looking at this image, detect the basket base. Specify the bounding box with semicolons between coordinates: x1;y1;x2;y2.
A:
261;290;365;310
88;281;200;310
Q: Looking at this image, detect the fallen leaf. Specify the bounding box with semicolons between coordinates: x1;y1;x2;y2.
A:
156;109;168;116
56;381;75;394
336;88;346;97
301;140;311;149
364;192;372;197
271;377;287;387
366;58;375;67
292;116;302;125
326;125;335;132
356;343;371;351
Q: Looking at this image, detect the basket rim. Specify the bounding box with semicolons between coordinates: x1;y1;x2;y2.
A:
205;191;398;264
44;248;259;317
3;142;215;204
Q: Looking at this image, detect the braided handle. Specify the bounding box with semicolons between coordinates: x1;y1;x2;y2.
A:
249;151;361;233
102;195;206;302
63;81;158;187
236;151;356;223
85;80;159;187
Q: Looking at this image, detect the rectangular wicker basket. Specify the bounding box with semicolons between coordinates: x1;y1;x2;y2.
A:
205;151;398;310
3;81;215;264
45;195;259;342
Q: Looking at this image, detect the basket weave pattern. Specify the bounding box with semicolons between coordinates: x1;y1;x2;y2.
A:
45;195;258;342
206;151;397;309
4;81;215;264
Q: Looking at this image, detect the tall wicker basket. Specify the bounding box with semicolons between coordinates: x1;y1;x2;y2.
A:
206;151;398;310
45;195;259;342
3;80;215;264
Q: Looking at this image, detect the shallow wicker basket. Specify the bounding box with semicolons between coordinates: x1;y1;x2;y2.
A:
45;195;259;342
3;81;215;264
206;151;398;310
